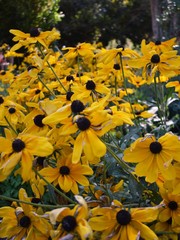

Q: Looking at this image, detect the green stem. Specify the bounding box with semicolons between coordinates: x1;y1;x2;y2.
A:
153;76;166;129
38;45;67;93
155;231;178;235
119;54;138;127
38;76;56;98
33;168;76;204
4;116;18;135
114;76;118;96
0;194;74;209
46;60;67;93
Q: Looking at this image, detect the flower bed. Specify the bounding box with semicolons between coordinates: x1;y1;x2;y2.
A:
0;28;180;239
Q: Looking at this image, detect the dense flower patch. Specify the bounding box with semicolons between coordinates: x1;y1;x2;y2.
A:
0;28;180;239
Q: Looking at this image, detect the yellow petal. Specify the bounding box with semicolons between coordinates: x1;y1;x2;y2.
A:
22;134;53;156
131;220;158;240
158;208;171;222
86;129;106;158
72;133;83;163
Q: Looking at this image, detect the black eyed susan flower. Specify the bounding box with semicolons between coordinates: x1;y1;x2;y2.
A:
158;187;180;228
128;39;180;82
89;200;159;240
147;37;177;54
0;188;52;239
39;153;93;194
62;42;95;60
123;133;180;183
9;28;59;51
49;195;93;240
155;217;180;239
0;128;53;181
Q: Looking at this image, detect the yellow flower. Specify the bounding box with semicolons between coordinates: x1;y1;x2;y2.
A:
0;128;53;181
147;37;177;54
89;200;159;240
9;28;58;51
166;81;180;97
129;75;147;88
63;42;95;60
96;46;139;64
158;187;180;229
123;133;180;183
39;153;93;194
0;188;52;239
3;102;26;127
49;195;93;240
43;97;111;163
128;39;180;82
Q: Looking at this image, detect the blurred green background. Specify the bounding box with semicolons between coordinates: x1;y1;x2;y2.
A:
0;0;179;47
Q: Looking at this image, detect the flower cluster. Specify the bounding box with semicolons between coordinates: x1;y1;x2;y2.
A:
0;28;180;239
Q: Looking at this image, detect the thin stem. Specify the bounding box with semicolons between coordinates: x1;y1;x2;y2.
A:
46;60;67;93
38;76;56;98
114;76;118;96
119;54;138;127
33;168;76;204
0;194;74;209
153;76;166;129
4;116;18;135
38;45;67;93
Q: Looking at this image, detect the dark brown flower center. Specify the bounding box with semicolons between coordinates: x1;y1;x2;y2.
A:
166;217;172;225
168;201;178;210
155;40;161;45
66;75;74;81
27;66;37;71
0;96;4;104
19;215;31;228
76;117;91;131
62;215;77;232
113;63;120;70
36;156;45;166
34;114;45;127
59;166;70;175
86;80;96;90
35;89;41;94
30;27;40;37
116;209;131;225
0;71;6;75
71;100;85;113
31;197;41;203
149;141;162;154
12;139;25;152
151;54;160;63
66;91;74;101
8;107;16;114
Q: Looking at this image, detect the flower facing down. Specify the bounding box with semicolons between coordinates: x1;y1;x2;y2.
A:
49;195;93;240
0;128;53;181
0;188;52;239
39;153;93;194
89;200;159;240
123;133;180;183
